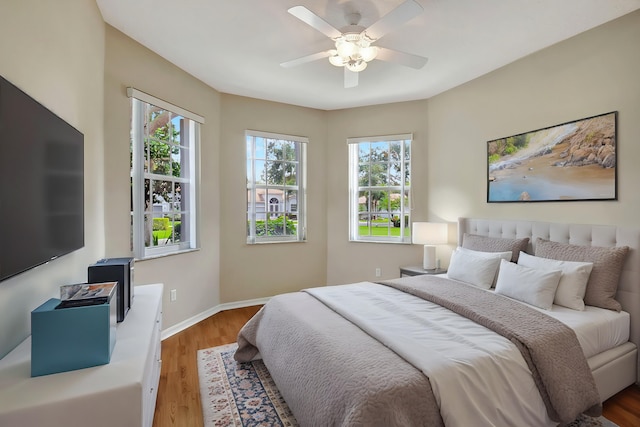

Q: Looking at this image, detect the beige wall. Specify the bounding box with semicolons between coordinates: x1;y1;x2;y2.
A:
325;11;640;283
102;26;330;329
426;10;640;226
428;12;640;227
326;100;432;284
0;0;105;358
219;95;328;302
103;26;223;329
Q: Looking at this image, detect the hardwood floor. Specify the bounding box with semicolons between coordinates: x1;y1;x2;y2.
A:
604;384;640;426
153;305;640;427
152;305;261;427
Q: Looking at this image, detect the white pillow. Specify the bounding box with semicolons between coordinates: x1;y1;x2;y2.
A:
447;248;506;289
517;251;593;311
494;259;562;310
456;247;512;286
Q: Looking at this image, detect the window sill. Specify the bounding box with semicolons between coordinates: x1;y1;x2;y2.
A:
246;239;307;245
135;247;200;262
349;239;412;244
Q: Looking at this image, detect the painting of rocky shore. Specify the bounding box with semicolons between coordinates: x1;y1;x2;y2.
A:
487;112;617;202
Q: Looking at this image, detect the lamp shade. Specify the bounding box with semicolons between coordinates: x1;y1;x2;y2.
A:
412;222;448;270
412;222;448;245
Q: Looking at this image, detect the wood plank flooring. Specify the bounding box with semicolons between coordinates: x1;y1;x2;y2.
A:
152;306;640;427
153;305;261;427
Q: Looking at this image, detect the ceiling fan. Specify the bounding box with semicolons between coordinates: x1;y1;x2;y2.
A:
281;0;428;88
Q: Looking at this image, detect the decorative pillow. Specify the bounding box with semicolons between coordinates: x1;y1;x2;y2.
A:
456;247;512;286
517;251;593;311
494;260;562;310
462;233;530;262
447;248;504;290
534;238;629;312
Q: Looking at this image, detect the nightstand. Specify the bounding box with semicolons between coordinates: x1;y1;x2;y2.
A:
399;266;447;277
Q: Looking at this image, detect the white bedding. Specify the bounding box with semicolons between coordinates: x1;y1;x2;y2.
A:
304;279;627;427
306;282;556;427
441;273;631;359
535;304;630;359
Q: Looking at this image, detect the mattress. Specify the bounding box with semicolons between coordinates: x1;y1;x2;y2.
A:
538;305;630;359
440;273;631;359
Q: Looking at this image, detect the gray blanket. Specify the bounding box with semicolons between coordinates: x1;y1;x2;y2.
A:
235;291;444;427
236;275;602;426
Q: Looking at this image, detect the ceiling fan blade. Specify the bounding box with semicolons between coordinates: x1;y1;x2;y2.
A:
376;47;428;69
344;67;359;88
281;50;333;68
363;0;423;41
288;6;342;39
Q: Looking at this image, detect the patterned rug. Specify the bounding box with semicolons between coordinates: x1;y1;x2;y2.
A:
197;343;618;427
198;343;298;427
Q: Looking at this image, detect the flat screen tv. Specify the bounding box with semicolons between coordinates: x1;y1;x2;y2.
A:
0;75;84;283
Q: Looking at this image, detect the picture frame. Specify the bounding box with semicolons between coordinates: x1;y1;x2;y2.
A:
487;111;617;203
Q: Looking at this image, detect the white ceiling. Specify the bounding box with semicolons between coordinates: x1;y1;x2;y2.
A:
96;0;640;111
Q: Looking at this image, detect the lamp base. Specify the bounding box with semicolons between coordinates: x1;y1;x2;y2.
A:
423;245;437;270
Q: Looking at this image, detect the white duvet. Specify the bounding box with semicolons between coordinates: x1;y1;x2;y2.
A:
307;282;559;427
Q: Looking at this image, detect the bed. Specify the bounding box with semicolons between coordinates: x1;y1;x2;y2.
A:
235;217;639;426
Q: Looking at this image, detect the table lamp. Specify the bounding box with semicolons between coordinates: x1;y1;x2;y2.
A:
412;222;448;270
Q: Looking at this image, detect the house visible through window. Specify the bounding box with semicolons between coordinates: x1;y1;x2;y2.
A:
246;130;307;244
348;134;412;243
129;88;203;258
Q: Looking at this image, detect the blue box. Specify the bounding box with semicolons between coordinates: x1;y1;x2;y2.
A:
31;295;117;377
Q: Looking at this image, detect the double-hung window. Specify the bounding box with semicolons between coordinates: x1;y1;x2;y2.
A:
129;88;203;258
246;130;307;244
348;134;412;243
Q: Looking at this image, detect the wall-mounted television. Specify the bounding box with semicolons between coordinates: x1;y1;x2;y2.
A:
0;75;84;283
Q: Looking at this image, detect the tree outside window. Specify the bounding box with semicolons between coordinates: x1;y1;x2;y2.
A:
349;134;411;243
129;88;202;258
246;131;307;244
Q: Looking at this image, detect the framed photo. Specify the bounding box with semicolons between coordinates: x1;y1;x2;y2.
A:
487;111;617;203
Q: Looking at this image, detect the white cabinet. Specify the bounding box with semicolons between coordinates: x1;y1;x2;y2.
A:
143;286;163;427
0;283;163;427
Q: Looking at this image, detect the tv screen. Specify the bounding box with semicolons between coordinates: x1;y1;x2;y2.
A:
0;75;84;283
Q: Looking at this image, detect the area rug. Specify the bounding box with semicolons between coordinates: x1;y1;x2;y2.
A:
198;343;298;427
197;343;618;427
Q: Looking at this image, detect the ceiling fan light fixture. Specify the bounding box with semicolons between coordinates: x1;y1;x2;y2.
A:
284;1;427;87
335;38;356;58
346;59;367;72
328;51;344;67
331;34;378;70
360;46;378;62
357;35;372;49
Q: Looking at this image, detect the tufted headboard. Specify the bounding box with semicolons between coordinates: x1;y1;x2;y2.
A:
458;217;640;383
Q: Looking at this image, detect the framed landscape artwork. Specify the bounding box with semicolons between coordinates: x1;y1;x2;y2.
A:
487;111;617;203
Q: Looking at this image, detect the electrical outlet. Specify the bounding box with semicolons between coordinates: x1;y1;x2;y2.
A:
170;289;177;302
375;268;381;277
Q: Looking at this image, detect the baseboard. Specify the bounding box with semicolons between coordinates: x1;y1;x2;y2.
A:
161;296;270;340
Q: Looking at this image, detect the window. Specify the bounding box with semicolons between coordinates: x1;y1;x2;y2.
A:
348;134;412;243
246;130;307;244
129;88;203;258
269;197;279;216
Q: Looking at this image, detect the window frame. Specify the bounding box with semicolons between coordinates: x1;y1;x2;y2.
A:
128;87;203;259
348;133;412;244
246;130;307;244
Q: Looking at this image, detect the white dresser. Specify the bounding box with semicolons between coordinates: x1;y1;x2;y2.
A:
0;283;163;427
